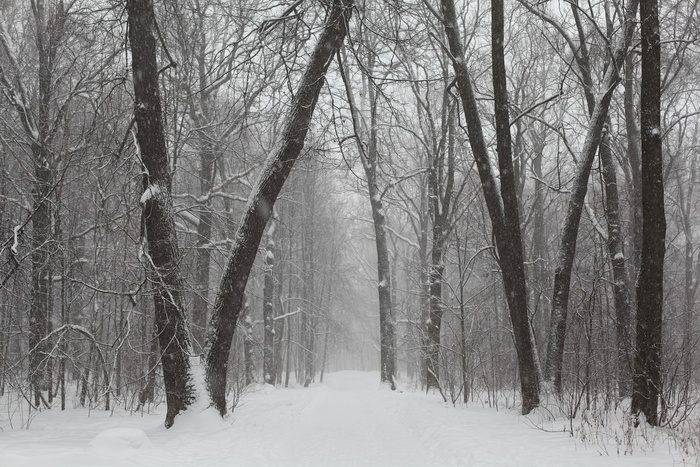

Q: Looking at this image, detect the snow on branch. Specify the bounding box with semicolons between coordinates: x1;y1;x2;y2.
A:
274;308;302;321
10;224;20;255
0;15;39;142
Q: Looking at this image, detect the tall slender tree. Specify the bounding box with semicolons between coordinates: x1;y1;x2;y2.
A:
632;0;665;426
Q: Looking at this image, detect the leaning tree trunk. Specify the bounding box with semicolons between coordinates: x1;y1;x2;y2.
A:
440;0;540;413
632;0;665;426
544;0;639;392
204;0;353;416
127;0;197;428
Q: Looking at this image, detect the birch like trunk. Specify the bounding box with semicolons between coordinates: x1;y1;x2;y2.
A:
263;214;277;385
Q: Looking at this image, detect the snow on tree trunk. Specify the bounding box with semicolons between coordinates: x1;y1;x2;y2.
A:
624;55;643;280
600;131;635;398
242;299;256;386
204;0;353;416
632;0;665;426
544;0;639;393
127;0;199;428
339;50;396;389
192;145;215;352
263;213;277;386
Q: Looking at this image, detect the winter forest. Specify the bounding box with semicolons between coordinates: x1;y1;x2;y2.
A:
0;0;698;464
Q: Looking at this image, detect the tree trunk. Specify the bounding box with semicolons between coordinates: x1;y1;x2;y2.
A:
339;49;396;389
544;0;639;392
29;151;52;406
440;0;540;413
127;0;197;428
242;298;256;386
192;146;215;351
600;131;635;397
632;0;665;426
204;0;353;416
263;214;277;385
624;55;643;279
303;166;316;387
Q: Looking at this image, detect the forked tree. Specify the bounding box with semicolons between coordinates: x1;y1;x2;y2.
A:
127;0;354;424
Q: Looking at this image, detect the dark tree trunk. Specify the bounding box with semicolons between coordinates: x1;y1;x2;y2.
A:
127;0;197;428
440;0;540;413
339;50;395;389
418;184;430;389
204;0;353;416
368;149;396;390
600;132;635;397
425;239;445;391
29;153;52;406
424;102;456;392
632;0;665;426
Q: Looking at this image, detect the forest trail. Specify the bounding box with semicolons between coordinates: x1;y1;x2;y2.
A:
254;371;433;466
0;371;683;466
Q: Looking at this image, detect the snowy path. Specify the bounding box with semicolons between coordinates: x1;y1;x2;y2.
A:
255;372;433;466
0;371;688;466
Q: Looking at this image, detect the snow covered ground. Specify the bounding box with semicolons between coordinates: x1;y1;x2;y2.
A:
0;371;694;466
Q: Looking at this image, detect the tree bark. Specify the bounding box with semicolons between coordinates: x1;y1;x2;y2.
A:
127;0;197;428
544;0;639;392
624;55;643;279
192;146;215;351
204;0;353;416
440;0;540;413
425;102;456;392
600;131;635;397
632;0;665;426
263;214;277;385
339;49;396;389
302;167;316;387
242;298;256;386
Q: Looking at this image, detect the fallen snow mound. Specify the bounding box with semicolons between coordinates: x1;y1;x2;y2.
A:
88;427;154;452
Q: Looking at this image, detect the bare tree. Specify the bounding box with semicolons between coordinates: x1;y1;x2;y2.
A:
436;0;540;413
520;0;640;392
263;212;278;385
127;0;198;428
632;0;665;426
339;42;396;389
205;0;353;416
